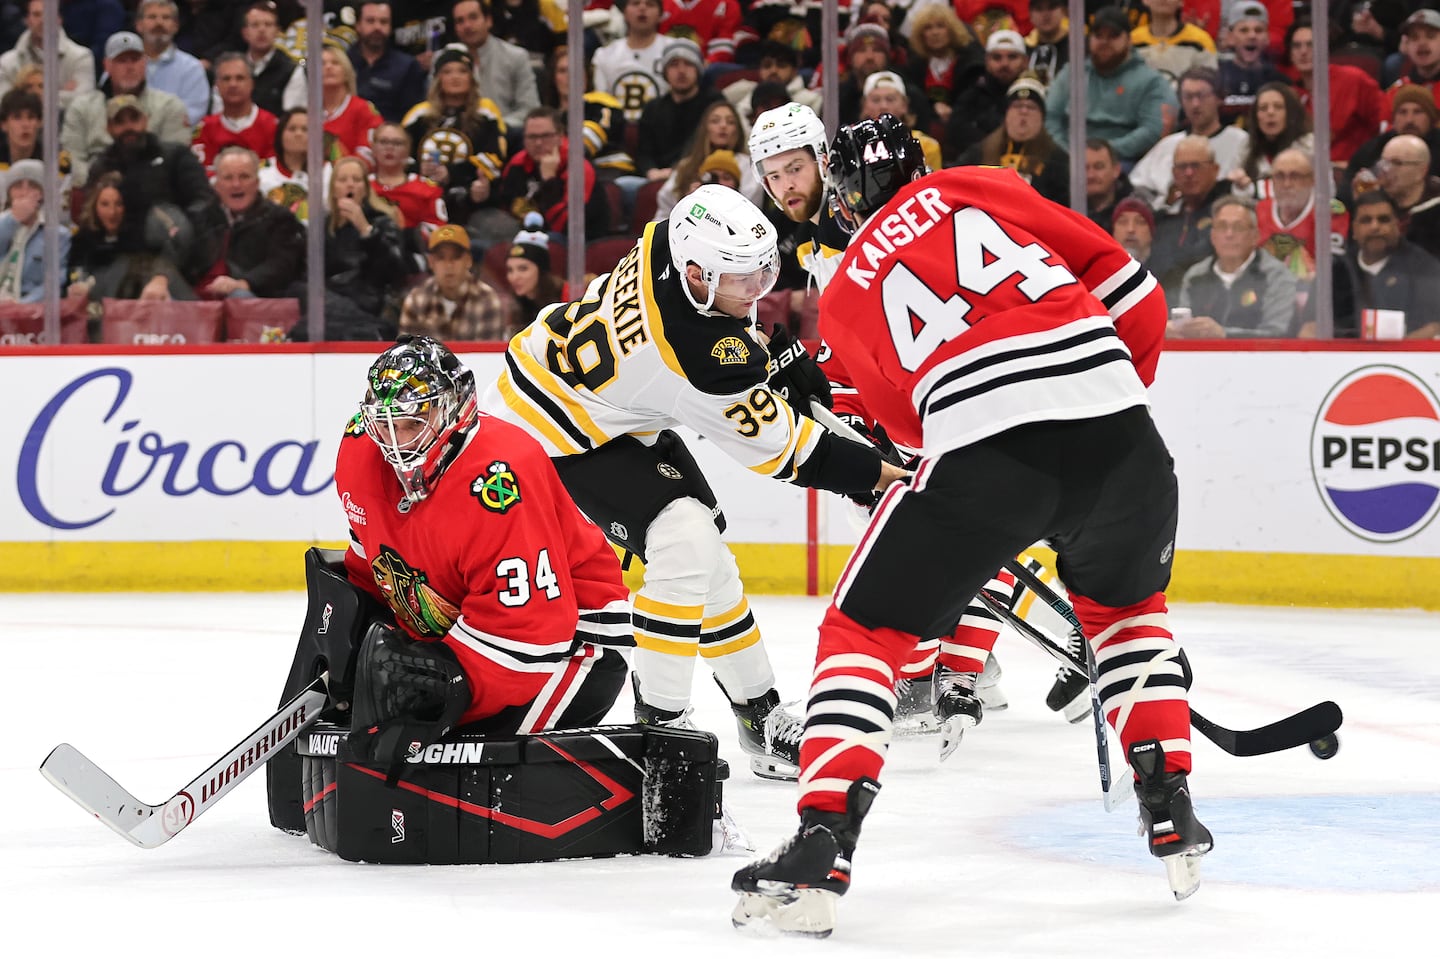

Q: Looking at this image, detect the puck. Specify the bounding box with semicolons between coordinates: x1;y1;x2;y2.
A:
1308;734;1340;760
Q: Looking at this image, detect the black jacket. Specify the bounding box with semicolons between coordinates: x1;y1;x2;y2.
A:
322;207;407;318
1343;240;1440;334
635;89;723;175
943;73;1012;164
195;197;307;297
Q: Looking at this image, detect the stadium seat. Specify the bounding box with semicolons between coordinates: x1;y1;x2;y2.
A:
754;290;793;333
584;236;638;278
0;294;91;344
631;179;665;234
599;180;627;235
714;69;759;92
224;298;301;342
100;299;224;345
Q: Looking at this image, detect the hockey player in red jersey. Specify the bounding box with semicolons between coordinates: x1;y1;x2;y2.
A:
334;336;633;769
732;118;1206;937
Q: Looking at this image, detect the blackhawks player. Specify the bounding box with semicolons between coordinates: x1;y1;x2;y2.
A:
732;119;1207;938
747;104;1091;749
480;184;907;780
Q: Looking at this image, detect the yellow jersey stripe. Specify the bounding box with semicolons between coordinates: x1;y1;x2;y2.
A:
497;370;586;456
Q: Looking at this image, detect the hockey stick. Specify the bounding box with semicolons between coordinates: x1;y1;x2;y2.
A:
40;674;330;848
975;588;1132;811
1001;561;1344;757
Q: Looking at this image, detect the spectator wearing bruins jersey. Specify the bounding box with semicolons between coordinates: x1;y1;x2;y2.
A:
592;0;669;124
480;186;907;781
547;42;636;179
402;45;507;231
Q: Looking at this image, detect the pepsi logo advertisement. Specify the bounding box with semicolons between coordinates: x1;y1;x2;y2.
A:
1311;365;1440;543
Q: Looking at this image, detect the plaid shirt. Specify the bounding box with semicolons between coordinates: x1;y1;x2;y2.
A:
399;274;513;342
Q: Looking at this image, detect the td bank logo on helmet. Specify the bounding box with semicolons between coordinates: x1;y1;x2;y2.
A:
1310;365;1440;542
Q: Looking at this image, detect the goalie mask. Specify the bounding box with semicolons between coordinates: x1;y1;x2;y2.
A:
826;114;928;234
360;335;478;504
669;184;780;315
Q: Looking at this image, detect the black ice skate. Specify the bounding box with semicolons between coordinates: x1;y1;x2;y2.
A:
731;778;879;938
1129;739;1213;900
726;682;801;781
892;674;939;736
1046;629;1093;723
935;667;983;761
632;673;695;729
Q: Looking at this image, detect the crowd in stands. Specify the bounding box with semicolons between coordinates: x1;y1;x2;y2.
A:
2;0;1440;341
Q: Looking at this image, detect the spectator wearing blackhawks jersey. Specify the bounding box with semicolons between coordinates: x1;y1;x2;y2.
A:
258;107;333;224
591;0;669;124
335;336;632;775
317;47;384;166
734;122;1205;940
370;122;446;227
480;186;905;782
662;0;742;65
193;53;278;174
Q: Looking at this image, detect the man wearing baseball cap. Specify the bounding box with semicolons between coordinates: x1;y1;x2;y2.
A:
1385;10;1440;116
860;71;942;170
944;28;1032;162
1216;0;1286;126
60;30;190;184
1044;6;1176;165
957;74;1070;205
636;38;722;181
398;224;510;340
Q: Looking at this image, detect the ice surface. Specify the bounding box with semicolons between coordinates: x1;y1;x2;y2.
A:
3;594;1435;956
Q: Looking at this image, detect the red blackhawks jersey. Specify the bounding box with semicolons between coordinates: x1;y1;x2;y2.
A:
369;173;447;228
336;413;632;731
191;106;278;172
324;94;383;166
817;167;1164;456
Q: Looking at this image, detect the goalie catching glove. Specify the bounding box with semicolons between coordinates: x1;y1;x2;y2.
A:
338;622;471;784
765;323;831;413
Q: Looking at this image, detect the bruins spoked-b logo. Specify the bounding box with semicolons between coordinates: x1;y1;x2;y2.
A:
472;460;522;513
712;336;750;365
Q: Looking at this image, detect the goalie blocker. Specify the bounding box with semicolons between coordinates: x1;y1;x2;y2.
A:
267;547;726;864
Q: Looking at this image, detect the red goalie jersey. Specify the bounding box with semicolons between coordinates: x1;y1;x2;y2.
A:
817;167;1166;454
336;413;632;730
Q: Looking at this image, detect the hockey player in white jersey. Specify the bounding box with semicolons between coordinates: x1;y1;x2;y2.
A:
481;184;908;780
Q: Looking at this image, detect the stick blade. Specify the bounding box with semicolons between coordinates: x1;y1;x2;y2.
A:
40;743;167;848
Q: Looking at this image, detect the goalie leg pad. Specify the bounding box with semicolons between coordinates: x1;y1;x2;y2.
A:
296;724;724;864
269;547;391;834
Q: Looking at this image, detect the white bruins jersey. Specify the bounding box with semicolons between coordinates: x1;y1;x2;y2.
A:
591;36;668;123
482;220;824;482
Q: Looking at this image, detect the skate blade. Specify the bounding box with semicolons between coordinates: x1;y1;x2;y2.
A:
937;714;977;762
732;889;837;938
715;802;755;854
749;755;799;782
1161;847;1209;901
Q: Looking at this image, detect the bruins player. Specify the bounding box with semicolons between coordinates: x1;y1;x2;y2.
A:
480;184;907;780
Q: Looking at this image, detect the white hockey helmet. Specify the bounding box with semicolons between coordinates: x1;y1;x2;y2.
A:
669;184;780;313
748;102;829;182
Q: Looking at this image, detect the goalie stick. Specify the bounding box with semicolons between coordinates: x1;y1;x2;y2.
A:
1001;560;1344;757
40;674;329;848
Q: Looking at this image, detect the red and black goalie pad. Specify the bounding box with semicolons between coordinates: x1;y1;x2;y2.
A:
268;547;391;835
297;723;725;864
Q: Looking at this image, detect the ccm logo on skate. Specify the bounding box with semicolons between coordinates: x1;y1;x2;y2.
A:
1310;366;1440;542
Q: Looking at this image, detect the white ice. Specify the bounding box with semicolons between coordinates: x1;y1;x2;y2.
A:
3;593;1436;957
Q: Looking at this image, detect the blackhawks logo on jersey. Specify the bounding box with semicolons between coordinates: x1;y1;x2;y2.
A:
472;460;521;513
370;545;459;638
711;336;750;365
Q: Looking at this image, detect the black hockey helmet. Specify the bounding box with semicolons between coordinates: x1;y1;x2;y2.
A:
826;113;928;234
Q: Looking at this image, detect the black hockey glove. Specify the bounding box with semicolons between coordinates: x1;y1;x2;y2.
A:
765;323;831;412
340;624;472;784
